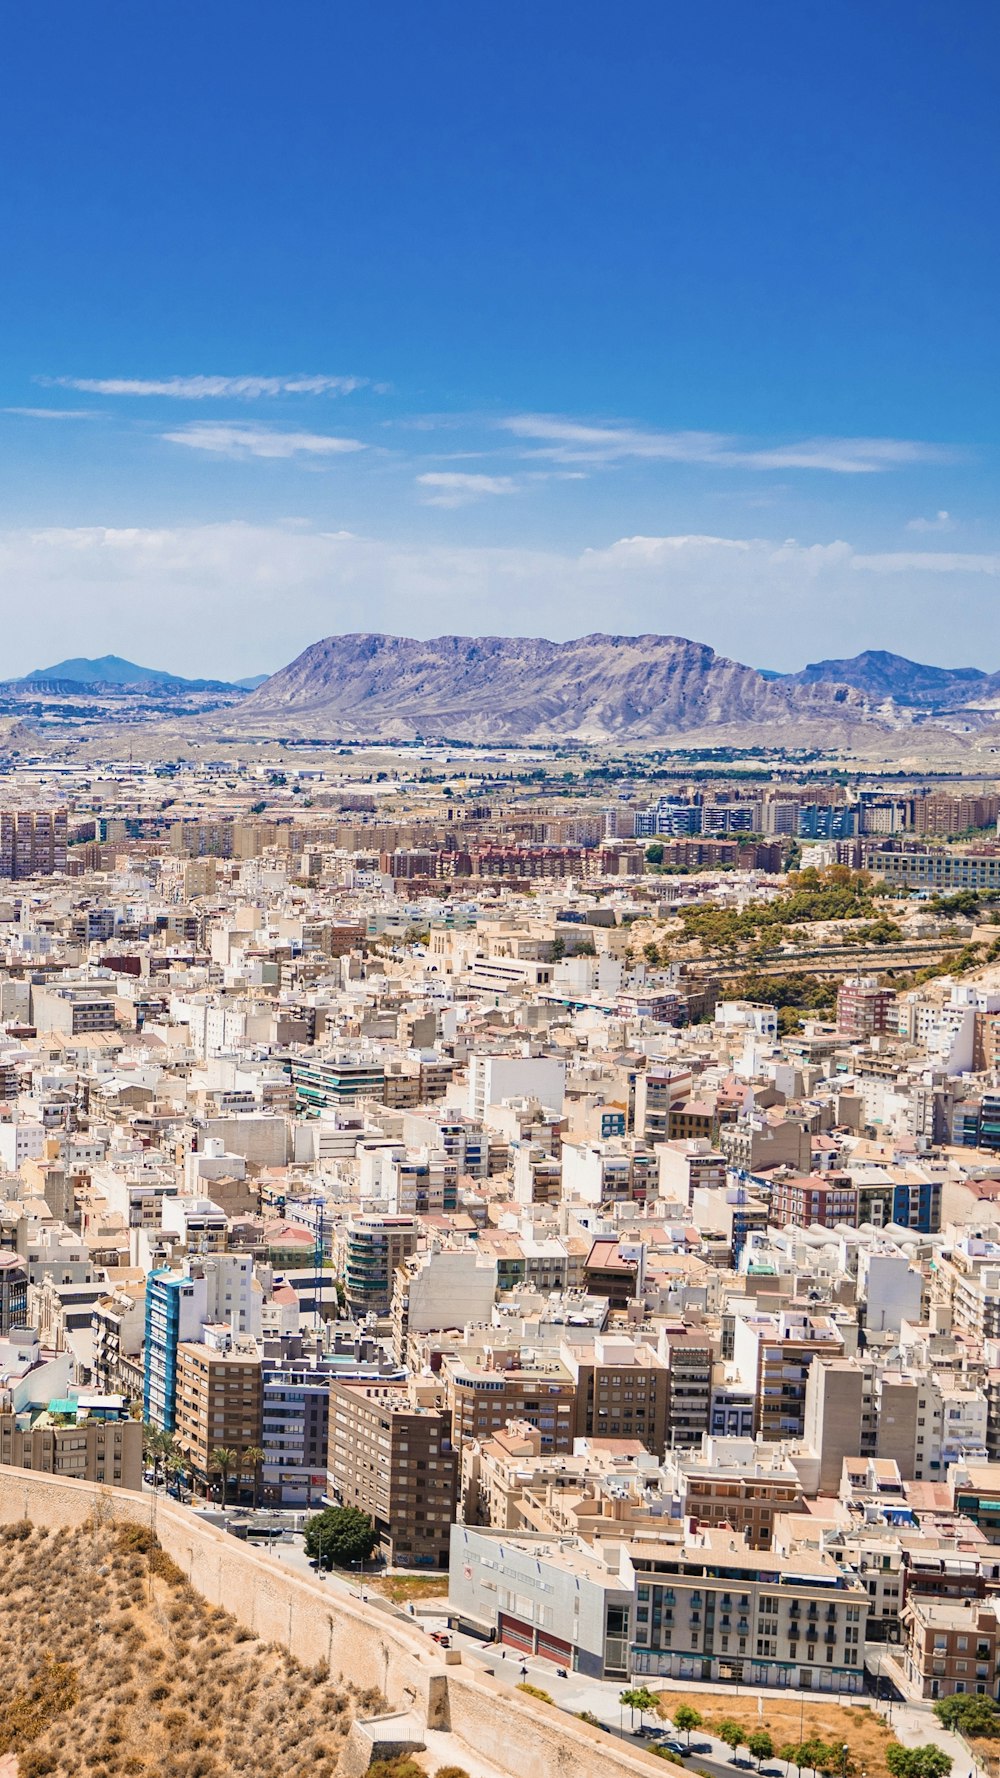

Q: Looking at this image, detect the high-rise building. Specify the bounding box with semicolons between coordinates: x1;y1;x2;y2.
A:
328;1379;457;1568
175;1329;263;1497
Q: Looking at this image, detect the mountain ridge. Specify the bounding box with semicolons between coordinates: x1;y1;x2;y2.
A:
241;631;878;741
779;649;1000;709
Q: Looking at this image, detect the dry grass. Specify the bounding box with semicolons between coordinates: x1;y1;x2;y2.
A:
366;1575;448;1605
0;1518;363;1778
656;1691;894;1778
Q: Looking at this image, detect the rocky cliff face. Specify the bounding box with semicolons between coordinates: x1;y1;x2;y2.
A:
243;632;879;740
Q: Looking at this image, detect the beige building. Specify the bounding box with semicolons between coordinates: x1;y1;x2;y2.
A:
561;1334;670;1454
174;1330;263;1497
0;1405;141;1491
663;1435;807;1549
627;1526;869;1691
901;1596;1000;1700
442;1347;578;1454
328;1378;457;1569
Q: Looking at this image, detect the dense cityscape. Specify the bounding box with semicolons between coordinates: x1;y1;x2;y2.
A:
0;735;998;1768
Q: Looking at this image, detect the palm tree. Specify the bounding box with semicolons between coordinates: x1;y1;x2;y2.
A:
211;1446;236;1507
164;1449;186;1496
242;1446;266;1510
142;1424;170;1488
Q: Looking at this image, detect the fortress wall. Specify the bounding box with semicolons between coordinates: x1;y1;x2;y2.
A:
0;1468;663;1778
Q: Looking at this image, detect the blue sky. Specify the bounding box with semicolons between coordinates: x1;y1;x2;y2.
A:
1;0;998;679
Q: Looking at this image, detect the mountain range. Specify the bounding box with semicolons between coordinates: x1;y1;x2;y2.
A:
12;639;1000;744
236;632;1000;742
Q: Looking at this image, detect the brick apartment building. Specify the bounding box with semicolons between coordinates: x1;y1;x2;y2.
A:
327;1379;457;1568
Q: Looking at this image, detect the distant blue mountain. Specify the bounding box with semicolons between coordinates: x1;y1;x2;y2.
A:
21;654;259;693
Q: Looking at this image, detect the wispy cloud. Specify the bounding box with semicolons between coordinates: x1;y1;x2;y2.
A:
162;423;366;460
416;471;518;507
500;413;948;474
2;521;999;677
43;374;367;399
853;550;1000;574
3;406;105;420
906;509;954;533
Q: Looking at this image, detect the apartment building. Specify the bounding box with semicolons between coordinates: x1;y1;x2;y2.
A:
932;1233;1000;1343
662;1435;806;1549
449;1524;634;1677
561;1335;670;1453
260;1335;331;1508
390;1247;498;1364
627;1527;869;1691
91;1279;145;1397
327;1379;457;1569
734;1309;846;1442
143;1255;260;1431
870;850;1000;891
30;984;118;1037
0;810;68;879
661;1330;715;1448
384;1149;459;1217
901;1597;1000;1701
291;1052;387;1114
0;1399;141;1490
442;1348;578;1454
342;1215;418;1317
174;1329;264;1497
0;1253;28;1335
836;977;897;1040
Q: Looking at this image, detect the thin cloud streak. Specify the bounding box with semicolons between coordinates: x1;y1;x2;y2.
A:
162;424;366;460
417;472;518;507
44;374;367;399
500;413;951;473
4;407;105;420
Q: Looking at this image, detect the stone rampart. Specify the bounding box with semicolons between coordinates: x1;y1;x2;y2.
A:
0;1467;664;1778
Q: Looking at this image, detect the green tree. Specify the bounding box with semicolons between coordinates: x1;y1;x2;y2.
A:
717;1720;745;1757
164;1449;186;1494
620;1688;645;1727
210;1445;236;1507
885;1747;951;1778
933;1696;1000;1737
626;1687;660;1727
778;1745;802;1777
748;1732;774;1769
673;1706;702;1747
242;1445;266;1510
304;1505;378;1570
799;1738;835;1778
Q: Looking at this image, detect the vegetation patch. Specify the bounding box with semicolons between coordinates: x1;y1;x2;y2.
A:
0;1519;357;1778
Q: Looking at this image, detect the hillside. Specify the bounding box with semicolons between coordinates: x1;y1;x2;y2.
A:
0;1516;364;1778
241;631;878;741
21;656;240;693
783;649;998;709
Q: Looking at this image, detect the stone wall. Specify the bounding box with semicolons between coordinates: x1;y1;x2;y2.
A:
0;1467;663;1778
